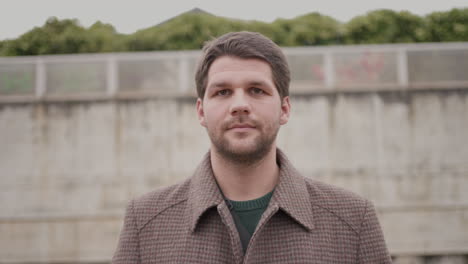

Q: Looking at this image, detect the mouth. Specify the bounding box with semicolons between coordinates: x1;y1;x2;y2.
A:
227;123;256;132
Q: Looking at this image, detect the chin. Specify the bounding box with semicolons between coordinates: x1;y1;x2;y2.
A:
225;138;260;151
228;140;271;156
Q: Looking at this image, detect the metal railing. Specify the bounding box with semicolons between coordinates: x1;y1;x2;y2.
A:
1;42;467;101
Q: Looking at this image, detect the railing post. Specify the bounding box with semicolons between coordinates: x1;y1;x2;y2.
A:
106;56;118;96
35;58;46;98
324;51;335;89
178;53;189;93
397;48;409;88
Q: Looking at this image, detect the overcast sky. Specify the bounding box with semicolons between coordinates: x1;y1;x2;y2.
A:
1;0;467;40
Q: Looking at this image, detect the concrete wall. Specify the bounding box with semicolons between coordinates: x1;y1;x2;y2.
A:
1;88;468;263
1;43;468;263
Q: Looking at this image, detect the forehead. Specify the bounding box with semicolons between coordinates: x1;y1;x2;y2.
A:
207;56;274;85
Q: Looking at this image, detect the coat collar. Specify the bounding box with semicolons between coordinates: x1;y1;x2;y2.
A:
187;151;225;232
270;149;315;231
187;149;315;232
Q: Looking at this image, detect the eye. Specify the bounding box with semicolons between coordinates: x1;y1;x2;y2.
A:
250;87;264;95
216;89;231;96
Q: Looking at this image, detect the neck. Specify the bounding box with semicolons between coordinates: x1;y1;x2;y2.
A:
210;145;279;201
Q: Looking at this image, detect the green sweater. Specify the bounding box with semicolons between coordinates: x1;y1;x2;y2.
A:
228;190;274;253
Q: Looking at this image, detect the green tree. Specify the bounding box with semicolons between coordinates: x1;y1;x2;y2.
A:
126;13;249;51
1;8;468;56
272;13;342;46
1;17;88;55
243;20;278;43
424;8;468;42
81;21;125;52
0;17;125;56
344;9;425;44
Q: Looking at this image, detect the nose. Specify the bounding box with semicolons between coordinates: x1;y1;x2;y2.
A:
229;90;251;116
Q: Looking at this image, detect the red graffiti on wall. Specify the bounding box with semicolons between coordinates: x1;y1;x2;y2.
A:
309;51;386;84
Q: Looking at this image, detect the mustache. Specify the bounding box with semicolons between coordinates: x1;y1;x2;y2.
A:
222;116;260;130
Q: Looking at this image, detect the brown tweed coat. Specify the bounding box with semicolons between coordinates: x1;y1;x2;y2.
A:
112;149;392;263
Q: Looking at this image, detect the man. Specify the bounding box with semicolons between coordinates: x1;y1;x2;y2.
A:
112;31;392;263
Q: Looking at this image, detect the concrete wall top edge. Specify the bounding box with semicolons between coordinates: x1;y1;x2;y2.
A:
1;42;467;61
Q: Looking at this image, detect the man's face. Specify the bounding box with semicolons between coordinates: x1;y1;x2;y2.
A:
196;56;290;163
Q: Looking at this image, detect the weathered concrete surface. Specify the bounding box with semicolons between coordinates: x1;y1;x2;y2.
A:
426;256;468;264
0;217;121;262
1;89;468;262
393;256;426;264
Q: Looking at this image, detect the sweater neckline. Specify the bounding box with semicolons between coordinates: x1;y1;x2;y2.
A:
228;190;274;211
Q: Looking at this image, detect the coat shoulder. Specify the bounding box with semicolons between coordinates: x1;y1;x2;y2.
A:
129;178;191;230
304;177;371;233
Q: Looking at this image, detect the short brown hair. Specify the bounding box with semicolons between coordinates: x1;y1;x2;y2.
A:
195;31;290;99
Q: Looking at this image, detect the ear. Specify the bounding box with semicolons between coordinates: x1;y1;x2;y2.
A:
196;98;207;127
279;96;291;125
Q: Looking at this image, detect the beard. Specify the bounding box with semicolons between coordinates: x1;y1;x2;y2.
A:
206;115;280;166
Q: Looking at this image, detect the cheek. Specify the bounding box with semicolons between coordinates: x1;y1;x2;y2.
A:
262;104;283;120
203;106;223;126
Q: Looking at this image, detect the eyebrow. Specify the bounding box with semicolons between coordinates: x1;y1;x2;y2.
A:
247;81;269;88
208;82;231;90
208;80;270;90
